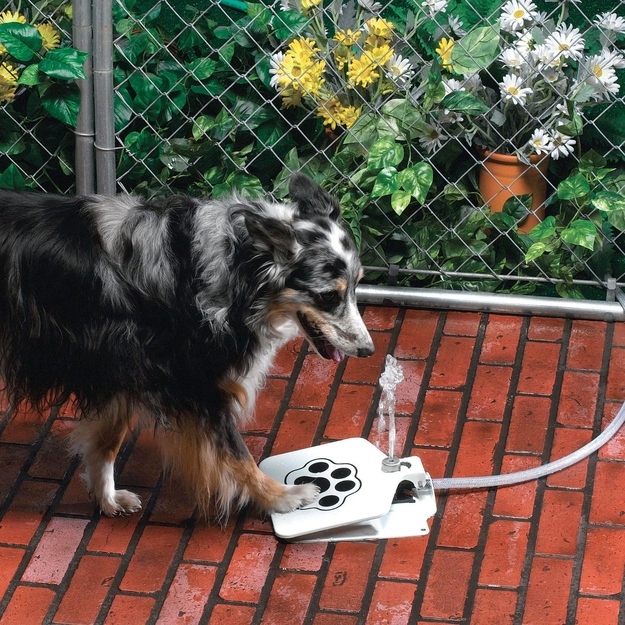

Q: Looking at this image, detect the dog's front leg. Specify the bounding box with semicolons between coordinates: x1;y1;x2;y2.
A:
69;399;142;516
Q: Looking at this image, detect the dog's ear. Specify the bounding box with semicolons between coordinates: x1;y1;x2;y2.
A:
289;173;341;221
241;209;297;263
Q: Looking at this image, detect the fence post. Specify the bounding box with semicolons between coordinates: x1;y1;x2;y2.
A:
72;0;95;195
92;0;116;195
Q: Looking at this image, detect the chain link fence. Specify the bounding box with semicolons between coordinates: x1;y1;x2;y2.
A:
2;0;625;299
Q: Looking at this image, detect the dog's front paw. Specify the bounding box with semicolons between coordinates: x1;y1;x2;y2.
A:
99;489;142;517
271;483;320;513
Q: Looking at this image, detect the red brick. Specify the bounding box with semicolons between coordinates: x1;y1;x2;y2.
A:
379;537;428;581
0;547;25;598
574;597;620;625
270;338;303;377
516;342;561;396
412;448;449;482
566;320;607;370
281;541;328;572
430;336;476;389
480;315;523;365
444;311;481;337
261;572;317;625
271;409;322;455
118;428;161;489
466;366;512;421
342;331;392;385
149;478;196;524
219;533;278;603
522;556;573;624
28;419;75;480
318;542;377;612
368;415;411;459
599;401;625;461
184;520;236;563
589;461;625;525
290;355;339;408
248;378;288;433
437;491;487;549
393;360;426;414
0;404;49;444
0;586;56;625
505;395;550;454
56;471;96;517
606;347;625;401
452;421;501;478
579;526;625;594
313;615;358;625
394;309;440;360
413;390;462;448
479;520;529;587
469;589;517;625
155;563;217;625
53;555;120;625
87;500;146;554
365;580;416;625
0;480;57;545
22;516;89;584
0;445;30;507
207;605;255;625
527;317;565;342
103;595;156;625
119;525;184;593
535;489;583;556
242;434;267;462
614;323;625;347
362;306;399;331
421;550;474;619
492;455;541;518
556;371;599;428
546;428;592;489
324;384;375;440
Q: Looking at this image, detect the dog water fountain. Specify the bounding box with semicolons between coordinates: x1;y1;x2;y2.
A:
259;355;437;542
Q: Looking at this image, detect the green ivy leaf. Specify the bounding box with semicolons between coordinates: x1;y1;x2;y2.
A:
0;163;26;190
371;167;400;198
528;215;556;240
578;150;607;174
560;219;597;250
367;137;404;170
17;64;40;86
440;91;490;116
391;189;411;215
590;191;625;212
525;241;548;263
0;23;42;62
397;162;433;203
192;115;215;140
556;282;585;299
450;25;500;75
557;173;590;200
185;57;217;81
272;10;310;40
39;48;88;80
502;193;532;221
40;83;81;126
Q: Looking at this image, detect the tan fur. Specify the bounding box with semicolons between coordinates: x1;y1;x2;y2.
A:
217;377;249;411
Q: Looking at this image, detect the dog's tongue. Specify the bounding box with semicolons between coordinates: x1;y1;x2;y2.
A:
328;345;345;362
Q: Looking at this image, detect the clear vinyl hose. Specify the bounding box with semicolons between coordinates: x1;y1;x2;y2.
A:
431;399;625;490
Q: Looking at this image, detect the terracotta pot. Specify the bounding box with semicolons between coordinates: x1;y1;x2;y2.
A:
478;150;550;233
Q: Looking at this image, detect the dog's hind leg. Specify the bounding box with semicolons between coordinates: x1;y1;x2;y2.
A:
69;397;142;516
159;420;319;520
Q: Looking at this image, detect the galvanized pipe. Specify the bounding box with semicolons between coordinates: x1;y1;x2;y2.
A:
356;284;625;322
72;0;95;195
92;0;116;195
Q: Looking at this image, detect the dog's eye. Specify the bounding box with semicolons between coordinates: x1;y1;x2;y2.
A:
315;290;340;308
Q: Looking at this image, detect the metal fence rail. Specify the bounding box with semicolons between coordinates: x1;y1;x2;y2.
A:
2;0;625;305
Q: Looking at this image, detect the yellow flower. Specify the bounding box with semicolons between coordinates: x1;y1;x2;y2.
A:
317;98;361;129
37;23;61;51
366;44;393;67
337;104;361;128
281;85;304;108
287;37;319;62
0;10;27;24
347;54;380;88
334;29;362;47
0;62;19;103
301;0;322;12
364;17;394;49
436;37;454;71
276;53;325;95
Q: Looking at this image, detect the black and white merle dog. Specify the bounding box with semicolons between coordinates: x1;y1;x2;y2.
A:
0;173;374;519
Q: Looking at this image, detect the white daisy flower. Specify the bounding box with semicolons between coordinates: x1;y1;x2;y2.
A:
500;73;533;105
545;24;585;62
595;12;625;34
418;122;445;153
500;0;538;33
533;43;559;67
443;78;466;95
448;15;466;37
269;51;285;89
438;108;464;124
501;46;528;69
582;53;621;100
422;0;447;18
540;66;566;87
386;54;415;85
528;128;552;155
514;30;534;56
530;10;549;26
549;131;576;160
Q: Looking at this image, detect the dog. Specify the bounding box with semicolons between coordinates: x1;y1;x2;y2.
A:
0;173;374;519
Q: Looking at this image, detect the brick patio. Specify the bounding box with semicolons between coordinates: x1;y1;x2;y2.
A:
0;305;624;624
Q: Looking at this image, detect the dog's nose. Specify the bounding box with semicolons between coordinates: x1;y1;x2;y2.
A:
357;345;375;358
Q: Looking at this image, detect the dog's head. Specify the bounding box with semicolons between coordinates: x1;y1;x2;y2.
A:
241;174;374;361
